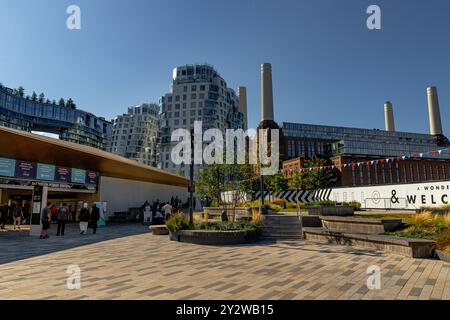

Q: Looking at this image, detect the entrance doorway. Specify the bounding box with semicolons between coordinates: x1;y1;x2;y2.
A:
0;185;97;233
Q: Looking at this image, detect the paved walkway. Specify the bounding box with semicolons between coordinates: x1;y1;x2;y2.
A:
0;224;449;300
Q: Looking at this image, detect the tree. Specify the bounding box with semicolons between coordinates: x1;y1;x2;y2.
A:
31;91;37;101
196;163;254;211
38;93;45;103
268;173;289;197
66;98;76;109
196;163;226;207
58;98;65;107
303;157;336;191
18;86;25;97
291;171;308;215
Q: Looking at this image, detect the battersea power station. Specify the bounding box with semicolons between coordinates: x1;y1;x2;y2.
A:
255;64;450;188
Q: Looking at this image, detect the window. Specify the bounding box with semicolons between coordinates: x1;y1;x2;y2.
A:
191;85;197;91
175;96;180;102
200;85;206;91
183;86;187;92
191;94;197;99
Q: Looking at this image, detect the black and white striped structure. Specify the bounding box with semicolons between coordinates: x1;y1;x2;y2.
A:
254;188;333;203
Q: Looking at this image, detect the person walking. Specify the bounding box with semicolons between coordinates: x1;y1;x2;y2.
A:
90;204;100;235
0;203;8;230
56;203;69;236
79;203;90;235
40;202;52;239
12;204;23;231
162;202;173;222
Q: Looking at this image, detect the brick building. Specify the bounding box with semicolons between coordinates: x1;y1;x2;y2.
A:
283;156;450;187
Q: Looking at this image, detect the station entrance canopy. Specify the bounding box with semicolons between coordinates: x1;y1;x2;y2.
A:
0;126;189;187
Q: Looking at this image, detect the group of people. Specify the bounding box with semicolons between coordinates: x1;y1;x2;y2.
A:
142;197;184;224
0;203;30;231
39;202;100;239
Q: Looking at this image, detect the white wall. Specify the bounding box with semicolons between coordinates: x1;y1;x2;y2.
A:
98;176;189;217
330;180;450;209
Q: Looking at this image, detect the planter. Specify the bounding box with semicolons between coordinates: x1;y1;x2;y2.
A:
307;205;354;217
150;225;169;235
169;229;250;245
203;207;252;222
435;249;450;263
169;231;179;242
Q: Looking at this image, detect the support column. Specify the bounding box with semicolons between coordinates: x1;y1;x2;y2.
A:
30;185;48;236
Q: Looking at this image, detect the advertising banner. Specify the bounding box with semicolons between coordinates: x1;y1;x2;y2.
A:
86;171;99;185
329;180;450;209
55;166;72;182
71;168;86;184
0;157;15;177
37;163;55;181
15;161;37;179
94;202;107;228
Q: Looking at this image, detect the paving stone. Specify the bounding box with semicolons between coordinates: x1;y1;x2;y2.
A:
0;223;448;300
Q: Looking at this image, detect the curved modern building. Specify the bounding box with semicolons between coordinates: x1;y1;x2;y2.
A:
0;84;111;150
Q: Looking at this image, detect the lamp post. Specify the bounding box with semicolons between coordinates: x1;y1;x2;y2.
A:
259;132;265;213
189;129;194;225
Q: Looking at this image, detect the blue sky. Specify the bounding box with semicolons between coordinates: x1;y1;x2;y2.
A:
1;0;449;135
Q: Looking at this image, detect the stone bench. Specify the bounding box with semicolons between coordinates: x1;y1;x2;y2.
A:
302;227;435;258
320;216;403;235
150;225;169;235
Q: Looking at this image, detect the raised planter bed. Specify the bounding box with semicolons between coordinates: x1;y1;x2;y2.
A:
435;250;450;263
150;225;169;235
320;216;402;235
307;206;354;217
303;227;435;258
169;230;249;245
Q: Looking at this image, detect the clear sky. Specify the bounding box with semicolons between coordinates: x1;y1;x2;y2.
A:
1;0;449;135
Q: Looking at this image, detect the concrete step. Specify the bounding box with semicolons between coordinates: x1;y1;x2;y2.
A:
262;226;302;232
262;235;303;240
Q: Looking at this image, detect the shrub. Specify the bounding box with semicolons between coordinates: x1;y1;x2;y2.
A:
345;201;361;210
165;215;191;232
444;214;450;229
436;229;450;252
310;200;337;206
412;211;435;228
271;198;286;206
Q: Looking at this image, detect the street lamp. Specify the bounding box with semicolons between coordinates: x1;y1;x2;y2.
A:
189;129;195;225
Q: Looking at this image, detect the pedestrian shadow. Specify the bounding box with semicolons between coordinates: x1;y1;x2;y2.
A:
0;223;149;265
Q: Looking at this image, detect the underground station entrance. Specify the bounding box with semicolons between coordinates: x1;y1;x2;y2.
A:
0;181;98;235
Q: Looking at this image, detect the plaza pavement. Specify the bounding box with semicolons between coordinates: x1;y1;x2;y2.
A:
0;223;449;300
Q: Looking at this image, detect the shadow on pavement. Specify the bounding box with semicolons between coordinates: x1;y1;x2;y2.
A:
0;223;149;265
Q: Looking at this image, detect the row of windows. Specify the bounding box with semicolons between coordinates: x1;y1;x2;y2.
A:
350;163;450;186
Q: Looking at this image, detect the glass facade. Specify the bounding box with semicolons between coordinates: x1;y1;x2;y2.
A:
282;122;450;160
0;85;111;150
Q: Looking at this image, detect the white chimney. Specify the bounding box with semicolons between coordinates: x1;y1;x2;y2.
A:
427;86;443;135
384;101;395;132
261;63;274;122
